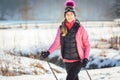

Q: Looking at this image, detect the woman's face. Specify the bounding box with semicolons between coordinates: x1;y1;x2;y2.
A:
65;12;75;23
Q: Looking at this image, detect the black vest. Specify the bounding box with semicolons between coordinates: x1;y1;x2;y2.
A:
60;21;80;60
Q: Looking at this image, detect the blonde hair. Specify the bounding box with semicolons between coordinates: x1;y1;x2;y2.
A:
61;19;68;36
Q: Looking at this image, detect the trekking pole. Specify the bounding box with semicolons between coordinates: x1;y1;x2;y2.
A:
85;68;92;80
46;59;58;80
39;52;58;80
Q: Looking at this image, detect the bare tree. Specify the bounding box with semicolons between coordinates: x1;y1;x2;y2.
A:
19;0;34;20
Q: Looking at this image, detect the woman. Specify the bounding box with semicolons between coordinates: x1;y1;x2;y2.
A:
41;0;90;80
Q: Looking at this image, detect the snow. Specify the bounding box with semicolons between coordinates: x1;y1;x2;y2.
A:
0;52;65;75
0;51;120;80
87;48;120;68
0;21;120;80
0;67;120;80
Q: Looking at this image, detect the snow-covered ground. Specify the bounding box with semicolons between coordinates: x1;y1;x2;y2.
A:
0;66;120;80
0;22;120;80
0;52;120;80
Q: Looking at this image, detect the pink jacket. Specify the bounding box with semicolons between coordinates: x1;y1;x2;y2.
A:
48;24;90;62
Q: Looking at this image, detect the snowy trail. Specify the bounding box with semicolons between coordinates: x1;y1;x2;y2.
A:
0;67;120;80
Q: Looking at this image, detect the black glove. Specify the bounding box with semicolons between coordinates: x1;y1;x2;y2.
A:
82;58;88;67
41;51;50;59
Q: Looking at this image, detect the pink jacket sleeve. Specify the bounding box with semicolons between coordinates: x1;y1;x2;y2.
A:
48;27;61;54
81;25;90;59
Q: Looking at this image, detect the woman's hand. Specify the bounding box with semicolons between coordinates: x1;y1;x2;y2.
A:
41;51;50;59
82;58;88;67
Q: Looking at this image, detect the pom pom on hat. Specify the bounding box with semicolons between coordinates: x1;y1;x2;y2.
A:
65;0;76;8
64;0;76;17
